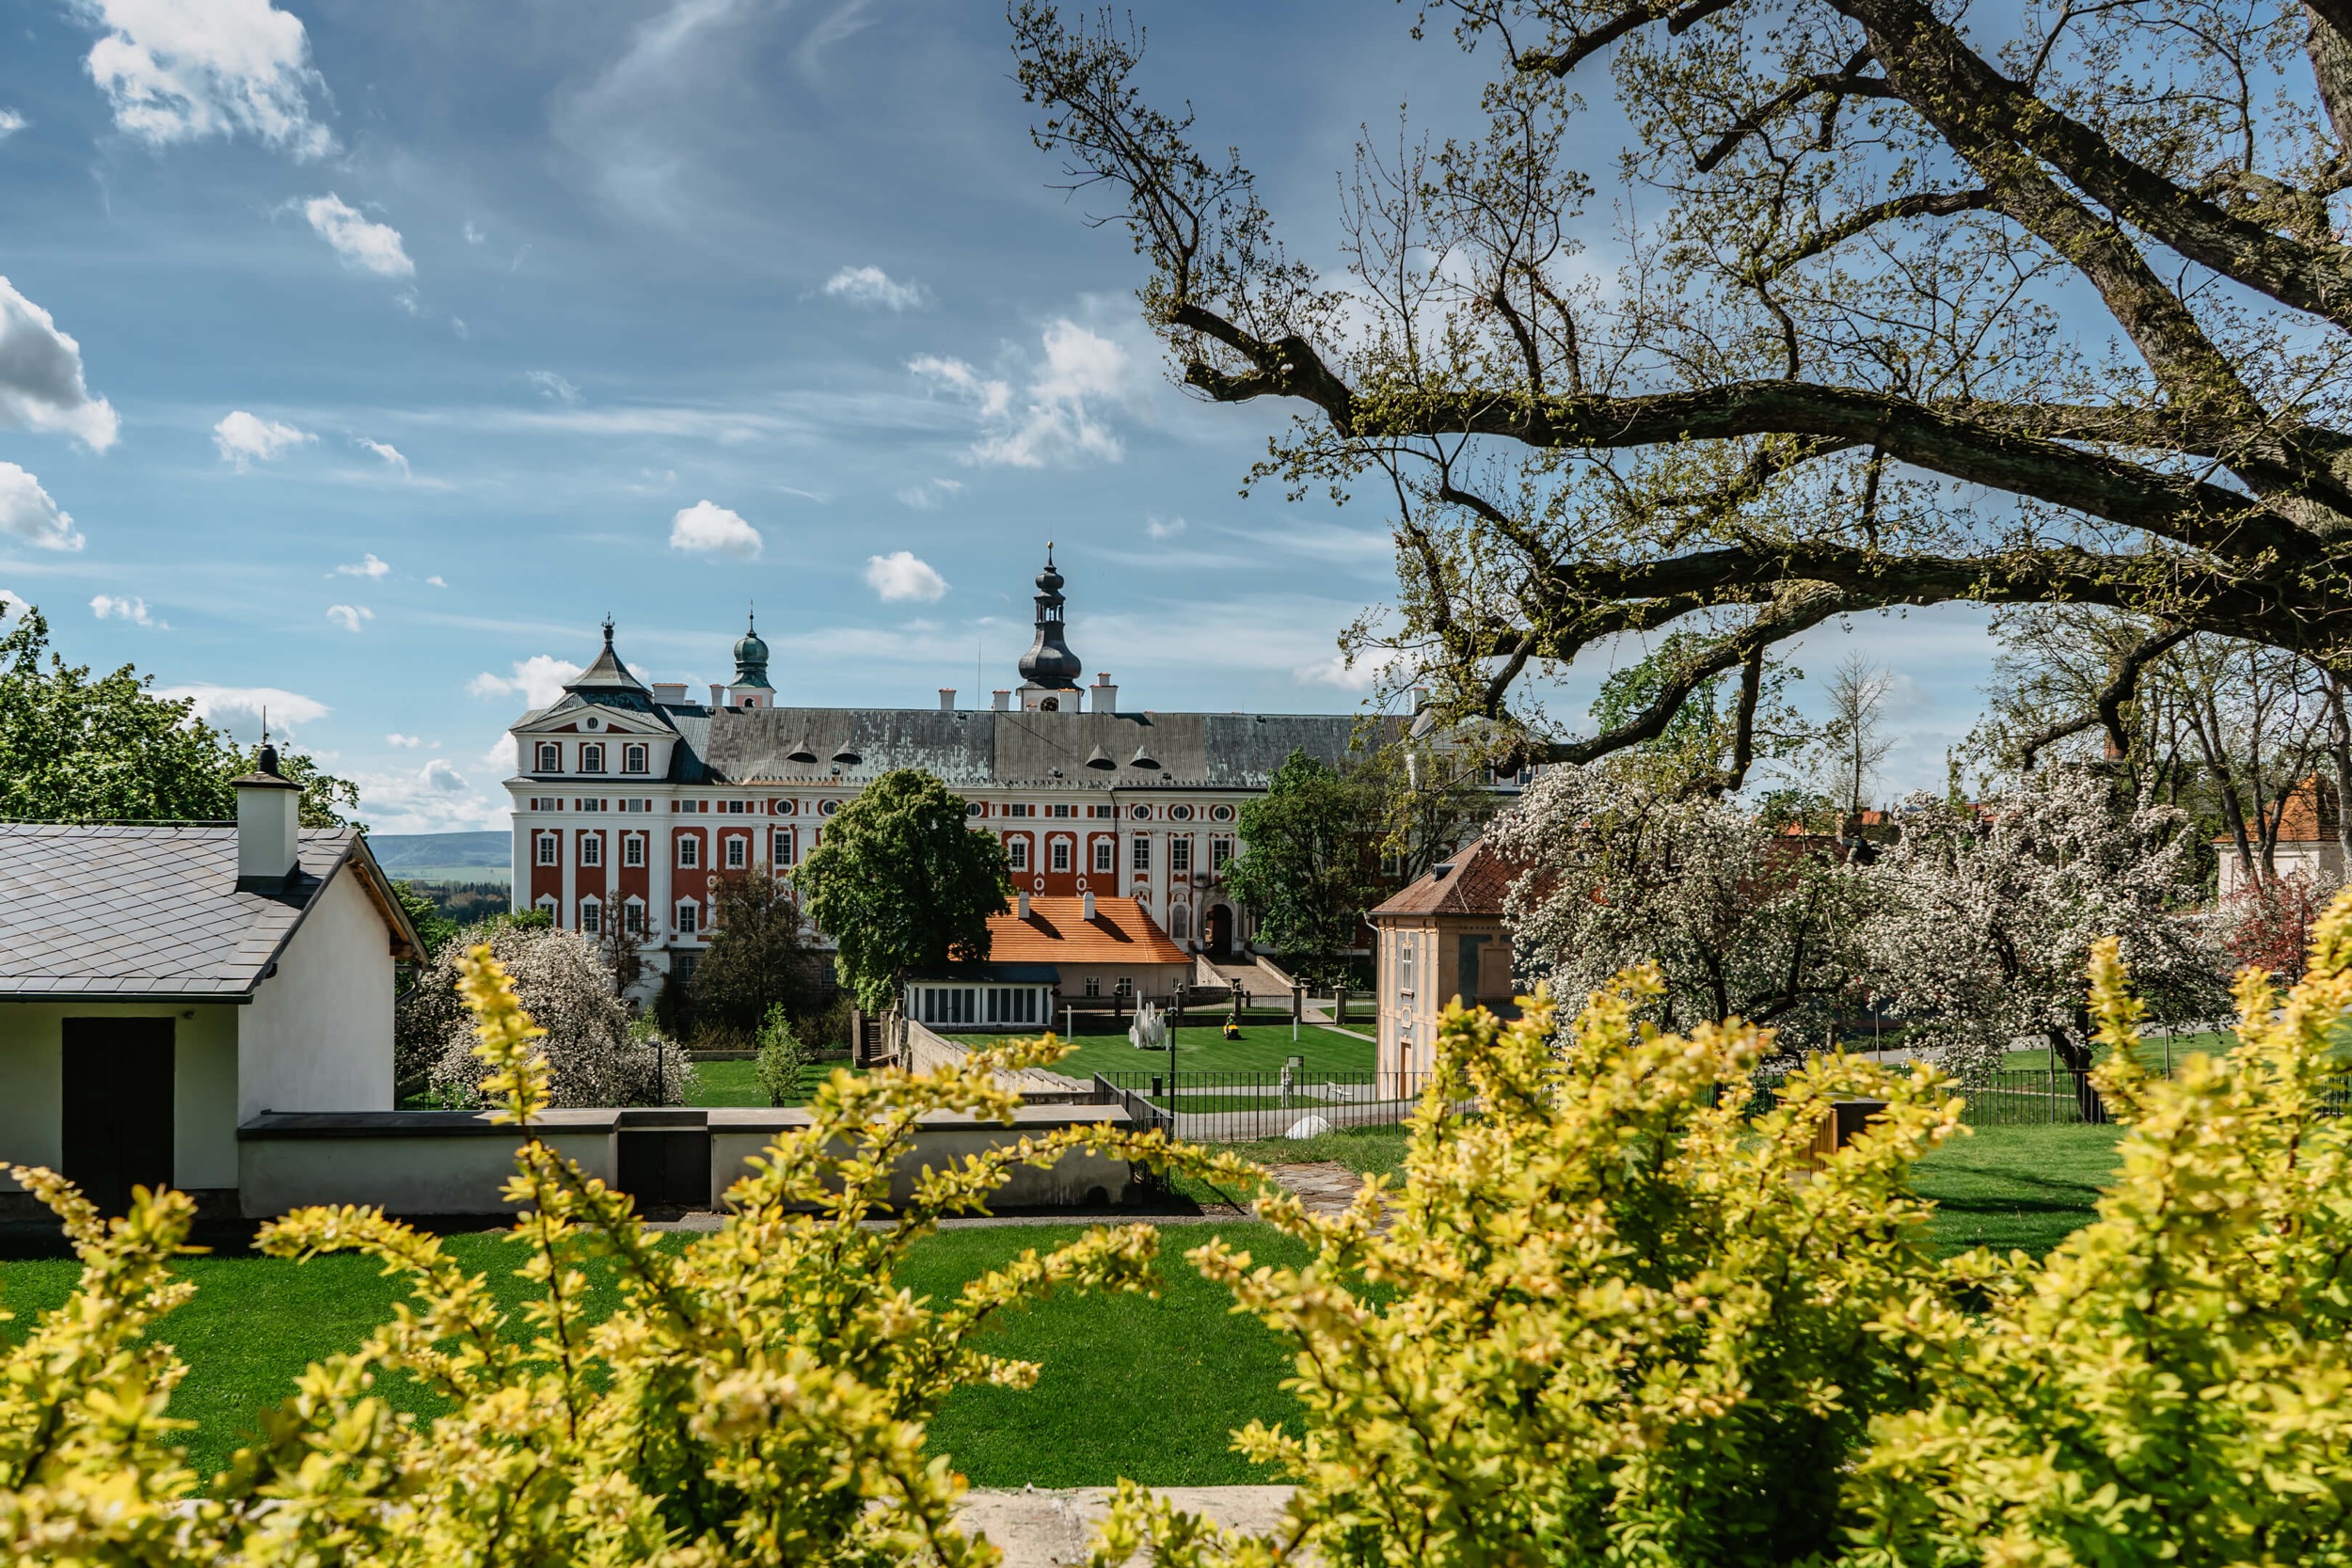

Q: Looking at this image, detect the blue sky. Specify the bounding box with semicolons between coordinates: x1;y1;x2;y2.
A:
0;0;1999;831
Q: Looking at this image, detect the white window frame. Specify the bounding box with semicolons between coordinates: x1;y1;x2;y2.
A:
623;898;646;935
724;834;747;870
580;897;602;934
1050;837;1071;873
535;742;561;772
580;833;602;867
580;742;606;773
677;834;700;869
675;899;700;937
535;832;559;867
1132;836;1152;873
772;827;796;864
1008;836;1030;872
623;743;648;774
1171;836;1192;873
623;833;644;868
1093;838;1115;873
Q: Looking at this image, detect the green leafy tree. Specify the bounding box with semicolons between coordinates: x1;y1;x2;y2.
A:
1222;749;1385;986
796;768;1011;1013
690;872;816;1037
1588;631;1808;792
390;880;458;958
0;600;360;825
754;1004;811;1107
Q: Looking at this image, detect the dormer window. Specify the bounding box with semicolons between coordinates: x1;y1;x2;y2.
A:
580;742;606;773
623;743;648;774
535;742;561;772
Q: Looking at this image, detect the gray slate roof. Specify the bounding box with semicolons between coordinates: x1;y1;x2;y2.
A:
0;826;395;1000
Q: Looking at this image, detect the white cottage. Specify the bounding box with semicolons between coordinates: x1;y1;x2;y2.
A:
0;752;421;1220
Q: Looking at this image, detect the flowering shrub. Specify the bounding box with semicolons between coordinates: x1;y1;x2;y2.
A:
2215;868;2338;980
1092;900;2352;1568
1;944;1222;1566
396;919;691;1106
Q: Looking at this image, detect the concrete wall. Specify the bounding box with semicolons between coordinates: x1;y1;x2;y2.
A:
0;1003;240;1192
238;866;396;1121
707;1103;1134;1211
238;1110;619;1217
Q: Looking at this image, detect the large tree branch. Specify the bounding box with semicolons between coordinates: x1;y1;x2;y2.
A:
1759;189;1995;280
2016;621;2194;767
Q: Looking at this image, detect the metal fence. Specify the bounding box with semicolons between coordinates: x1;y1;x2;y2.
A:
1093;1069;1438;1143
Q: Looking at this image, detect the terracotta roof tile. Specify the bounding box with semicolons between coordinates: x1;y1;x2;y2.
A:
986;896;1190;966
1370;836;1519;919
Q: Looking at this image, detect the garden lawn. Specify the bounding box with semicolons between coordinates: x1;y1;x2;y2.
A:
686;1058;865;1108
993;1022;1374;1083
0;1221;1308;1491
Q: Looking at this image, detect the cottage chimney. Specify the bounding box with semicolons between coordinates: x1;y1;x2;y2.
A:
1091;673;1119;713
1082;890;1097;922
232;742;303;891
707;683;725;710
992;689;1011;712
939;689;957;712
1017;891;1029;919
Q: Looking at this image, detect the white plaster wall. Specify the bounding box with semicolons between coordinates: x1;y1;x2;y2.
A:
0;1003;239;1191
238;868;396;1120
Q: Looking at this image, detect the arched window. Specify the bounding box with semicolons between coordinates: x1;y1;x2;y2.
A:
579;897;602;934
623;898;646;935
1170;902;1190;940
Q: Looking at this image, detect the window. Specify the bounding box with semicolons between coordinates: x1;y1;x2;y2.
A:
1047;803;1073;818
1397;935;1417;998
1114;976;1134;996
724;834;747;869
623;900;645;935
1212;836;1233;870
1169;803;1193;821
1050;838;1071;872
1171;837;1192;873
772;827;796;865
1007;803;1032;817
580;898;602;934
675;900;699;937
1171;903;1190;940
624;743;648;773
1210;803;1235;822
580;743;606;773
1008;836;1029;872
623;834;644;868
535;742;560;772
1093;838;1115;873
677;834;700;869
535;832;559;866
1084;976;1101;997
574;798;607;812
1132;836;1152;873
535;894;558;919
580;834;602;867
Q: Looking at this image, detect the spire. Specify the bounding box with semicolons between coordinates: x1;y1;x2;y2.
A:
564;617;651;707
1017;543;1081;691
732;605;773;691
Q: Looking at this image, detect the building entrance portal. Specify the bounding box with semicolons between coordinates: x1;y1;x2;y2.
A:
1204;904;1235;959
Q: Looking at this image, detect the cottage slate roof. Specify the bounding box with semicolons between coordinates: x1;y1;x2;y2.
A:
0;826;415;1000
1370;836;1519;920
986;896;1192;966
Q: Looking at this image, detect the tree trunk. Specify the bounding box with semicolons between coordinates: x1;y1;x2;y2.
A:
2045;1019;2106;1123
2328;674;2352;875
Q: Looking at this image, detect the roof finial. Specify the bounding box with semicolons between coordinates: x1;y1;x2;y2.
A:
1046;539;1056;565
747;598;756;633
601;613;615;647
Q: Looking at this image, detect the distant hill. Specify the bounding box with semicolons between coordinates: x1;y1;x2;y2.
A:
367;831;511;885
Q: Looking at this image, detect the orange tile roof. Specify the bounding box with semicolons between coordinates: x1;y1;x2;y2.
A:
986;895;1191;966
1370;836;1521;918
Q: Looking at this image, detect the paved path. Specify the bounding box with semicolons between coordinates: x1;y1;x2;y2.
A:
959;1486;1296;1568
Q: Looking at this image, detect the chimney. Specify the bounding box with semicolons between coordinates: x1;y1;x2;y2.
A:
1082;890;1097;922
651;682;687;705
1091;673;1118;714
992;689;1010;712
939;688;956;712
232;743;302;891
707;683;725;710
1016;890;1029;920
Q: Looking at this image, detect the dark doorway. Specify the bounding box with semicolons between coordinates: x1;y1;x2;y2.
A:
616;1127;712;1209
61;1018;175;1218
1204;904;1235;959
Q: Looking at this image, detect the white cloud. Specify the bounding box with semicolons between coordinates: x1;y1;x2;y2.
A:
426;574;447;587
450;316;469;341
386;732;423;748
525;369;580;404
864;549;947;603
421;757;468;792
353;437;409;476
75;0;334;157
669;499;762;559
896;477;963;510
213;409;312;468
393;287;423;316
911;318;1133;467
470;655;584;710
0;464;84;551
823;264;930;310
1146;515;1185;539
462;220;485;245
301;194;414;277
89;593;164;627
326;603;373;632
0;277;120;451
334;551;390;578
0;110;25;139
159;682;329;735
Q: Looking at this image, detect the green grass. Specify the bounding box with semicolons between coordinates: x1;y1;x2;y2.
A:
684;1058;865;1109
1001;1022;1375;1083
0;1222;1310;1490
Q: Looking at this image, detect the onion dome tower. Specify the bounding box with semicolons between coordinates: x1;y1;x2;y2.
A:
731;609;772;694
1016;544;1082;708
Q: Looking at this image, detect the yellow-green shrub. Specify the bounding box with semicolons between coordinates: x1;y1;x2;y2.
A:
0;943;1230;1567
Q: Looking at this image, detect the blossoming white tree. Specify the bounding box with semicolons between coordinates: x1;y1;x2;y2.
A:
1491;763;1875;1044
396;921;691;1107
1863;768;2225;1093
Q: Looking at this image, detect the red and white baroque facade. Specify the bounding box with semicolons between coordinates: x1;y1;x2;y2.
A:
504;552;1368;998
